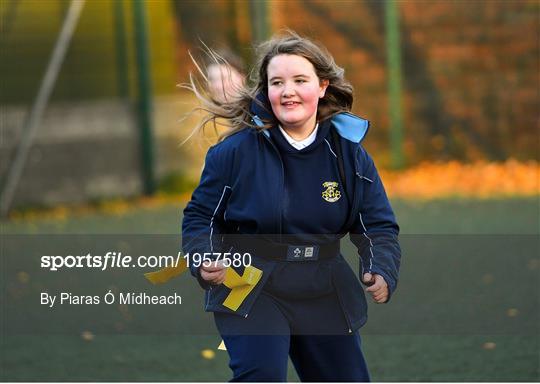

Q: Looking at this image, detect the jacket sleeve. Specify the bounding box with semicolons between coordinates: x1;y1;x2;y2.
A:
182;145;232;290
349;147;401;301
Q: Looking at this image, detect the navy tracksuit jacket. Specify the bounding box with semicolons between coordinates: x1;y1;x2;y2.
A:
182;112;401;332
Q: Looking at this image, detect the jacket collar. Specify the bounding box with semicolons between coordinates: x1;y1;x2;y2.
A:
252;111;369;144
330;112;370;143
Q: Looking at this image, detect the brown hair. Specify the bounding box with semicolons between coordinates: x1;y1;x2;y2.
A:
183;31;354;142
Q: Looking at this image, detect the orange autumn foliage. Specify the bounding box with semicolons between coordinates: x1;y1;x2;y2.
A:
8;160;539;222
379;160;539;199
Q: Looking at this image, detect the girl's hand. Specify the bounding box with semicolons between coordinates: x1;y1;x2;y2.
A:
362;273;389;303
200;260;227;285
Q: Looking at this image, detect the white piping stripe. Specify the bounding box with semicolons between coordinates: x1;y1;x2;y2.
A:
361;176;374;183
209;185;231;252
324;139;338;158
356;172;373;183
205;286;212;309
359;213;374;271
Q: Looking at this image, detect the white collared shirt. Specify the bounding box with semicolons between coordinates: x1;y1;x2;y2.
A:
278;123;319;150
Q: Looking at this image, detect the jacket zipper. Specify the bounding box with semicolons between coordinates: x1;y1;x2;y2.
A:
335;145;362;333
261;133;284;240
343;146;362;230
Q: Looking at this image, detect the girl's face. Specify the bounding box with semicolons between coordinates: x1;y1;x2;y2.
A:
266;54;328;134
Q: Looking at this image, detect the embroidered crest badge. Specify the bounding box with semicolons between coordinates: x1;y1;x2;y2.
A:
321;181;341;202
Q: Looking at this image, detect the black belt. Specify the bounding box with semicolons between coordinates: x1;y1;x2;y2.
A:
225;236;340;262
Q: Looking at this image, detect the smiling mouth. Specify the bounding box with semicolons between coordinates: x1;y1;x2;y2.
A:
282;101;301;107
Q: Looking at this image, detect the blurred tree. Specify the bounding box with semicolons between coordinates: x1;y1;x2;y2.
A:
0;0;177;104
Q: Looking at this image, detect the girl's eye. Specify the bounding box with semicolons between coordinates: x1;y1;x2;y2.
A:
271;81;282;86
296;79;306;84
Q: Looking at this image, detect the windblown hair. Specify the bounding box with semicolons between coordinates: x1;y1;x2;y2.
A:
183;31;354;142
205;47;246;75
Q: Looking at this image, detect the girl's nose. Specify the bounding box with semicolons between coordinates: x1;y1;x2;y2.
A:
282;82;295;97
